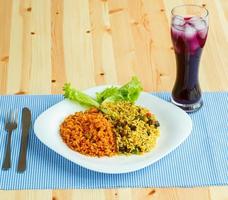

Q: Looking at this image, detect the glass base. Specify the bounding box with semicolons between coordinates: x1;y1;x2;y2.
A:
170;96;203;113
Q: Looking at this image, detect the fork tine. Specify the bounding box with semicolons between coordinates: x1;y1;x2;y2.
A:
10;110;14;122
5;111;10;123
14;110;18;123
11;110;17;123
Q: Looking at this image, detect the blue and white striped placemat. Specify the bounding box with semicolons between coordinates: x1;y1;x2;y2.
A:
0;93;227;190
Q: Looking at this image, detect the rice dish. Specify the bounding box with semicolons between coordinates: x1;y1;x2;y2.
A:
60;101;160;156
101;101;160;154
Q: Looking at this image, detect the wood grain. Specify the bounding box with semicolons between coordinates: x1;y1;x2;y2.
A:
51;0;66;94
0;0;12;94
0;0;227;199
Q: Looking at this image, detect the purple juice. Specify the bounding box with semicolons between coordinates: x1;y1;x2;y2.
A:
171;16;208;107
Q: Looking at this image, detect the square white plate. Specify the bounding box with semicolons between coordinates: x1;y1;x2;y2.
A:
34;86;192;174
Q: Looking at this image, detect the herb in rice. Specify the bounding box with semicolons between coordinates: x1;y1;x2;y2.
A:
101;101;160;154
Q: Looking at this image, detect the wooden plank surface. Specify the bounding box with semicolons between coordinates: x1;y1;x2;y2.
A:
0;0;227;199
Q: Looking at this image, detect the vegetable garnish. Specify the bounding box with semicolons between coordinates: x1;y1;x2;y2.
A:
96;76;143;104
63;76;143;107
63;83;100;108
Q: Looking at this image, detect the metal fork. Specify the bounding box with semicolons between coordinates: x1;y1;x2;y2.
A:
2;110;17;170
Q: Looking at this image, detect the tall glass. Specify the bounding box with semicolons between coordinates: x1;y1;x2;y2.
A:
170;5;209;112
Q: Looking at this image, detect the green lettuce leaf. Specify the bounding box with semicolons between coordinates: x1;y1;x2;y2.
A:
63;76;143;108
63;83;100;108
96;76;143;103
96;86;119;103
119;76;143;103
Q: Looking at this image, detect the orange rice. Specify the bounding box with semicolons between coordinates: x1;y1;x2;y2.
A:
59;108;116;157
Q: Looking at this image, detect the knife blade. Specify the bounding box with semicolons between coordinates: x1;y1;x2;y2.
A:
17;107;31;172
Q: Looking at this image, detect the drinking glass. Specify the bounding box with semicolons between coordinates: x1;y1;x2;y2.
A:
170;5;209;112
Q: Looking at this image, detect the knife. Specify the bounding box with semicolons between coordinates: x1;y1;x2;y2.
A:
17;107;31;172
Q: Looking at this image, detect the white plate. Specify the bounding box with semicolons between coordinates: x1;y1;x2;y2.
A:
34;86;192;174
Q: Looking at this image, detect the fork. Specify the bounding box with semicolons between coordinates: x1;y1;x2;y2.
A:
2;110;17;170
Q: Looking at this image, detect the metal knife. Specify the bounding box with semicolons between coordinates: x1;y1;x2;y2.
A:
17;107;31;172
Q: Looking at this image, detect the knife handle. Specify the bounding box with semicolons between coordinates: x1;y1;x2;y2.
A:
17;135;28;172
17;108;31;172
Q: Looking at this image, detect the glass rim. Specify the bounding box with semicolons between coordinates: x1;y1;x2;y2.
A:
171;4;209;20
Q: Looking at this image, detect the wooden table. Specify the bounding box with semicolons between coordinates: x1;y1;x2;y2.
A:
0;0;227;199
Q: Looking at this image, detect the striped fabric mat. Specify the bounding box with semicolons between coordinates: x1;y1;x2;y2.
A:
0;93;227;190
